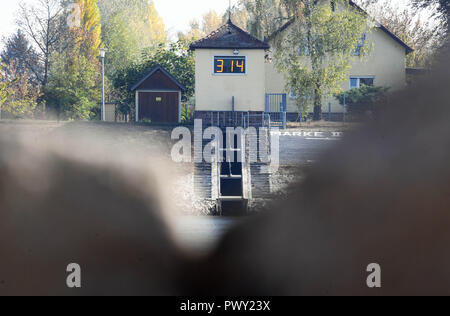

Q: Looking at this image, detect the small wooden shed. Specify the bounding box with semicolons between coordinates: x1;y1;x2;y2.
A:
131;64;186;123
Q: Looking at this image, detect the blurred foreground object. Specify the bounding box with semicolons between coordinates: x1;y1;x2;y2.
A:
0;137;182;295
191;48;450;295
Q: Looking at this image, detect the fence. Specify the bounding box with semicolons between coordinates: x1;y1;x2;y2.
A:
199;111;271;129
265;93;287;113
104;103;130;123
198;111;288;130
265;93;287;129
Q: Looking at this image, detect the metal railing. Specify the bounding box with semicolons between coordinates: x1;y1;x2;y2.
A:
202;111;287;130
266;93;287;113
243;113;271;129
204;111;271;129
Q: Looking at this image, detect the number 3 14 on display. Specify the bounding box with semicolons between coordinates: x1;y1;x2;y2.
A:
214;56;246;74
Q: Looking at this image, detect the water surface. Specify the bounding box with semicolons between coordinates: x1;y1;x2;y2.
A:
173;216;245;253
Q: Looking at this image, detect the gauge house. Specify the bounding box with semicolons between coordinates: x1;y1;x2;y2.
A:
189;5;412;126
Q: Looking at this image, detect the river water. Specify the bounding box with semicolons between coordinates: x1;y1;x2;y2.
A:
171;133;341;253
173;216;246;253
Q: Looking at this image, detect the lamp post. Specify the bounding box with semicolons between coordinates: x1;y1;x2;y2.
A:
100;48;106;121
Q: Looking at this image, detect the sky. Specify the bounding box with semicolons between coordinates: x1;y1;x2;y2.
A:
0;0;233;45
0;0;435;48
154;0;231;37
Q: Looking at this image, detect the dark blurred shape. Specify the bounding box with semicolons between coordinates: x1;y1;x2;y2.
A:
0;139;182;296
188;48;450;295
1;48;450;296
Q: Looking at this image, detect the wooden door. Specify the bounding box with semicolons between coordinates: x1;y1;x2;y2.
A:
139;92;179;123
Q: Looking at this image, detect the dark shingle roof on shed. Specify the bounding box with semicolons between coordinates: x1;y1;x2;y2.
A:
131;64;186;92
189;20;270;50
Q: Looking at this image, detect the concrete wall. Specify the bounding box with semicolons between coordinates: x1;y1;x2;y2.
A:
105;103;116;122
194;49;266;112
266;27;407;114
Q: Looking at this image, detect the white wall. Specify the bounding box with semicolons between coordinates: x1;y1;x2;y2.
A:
266;27;408;113
195;49;266;112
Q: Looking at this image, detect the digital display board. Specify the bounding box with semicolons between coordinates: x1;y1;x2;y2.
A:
214;56;246;74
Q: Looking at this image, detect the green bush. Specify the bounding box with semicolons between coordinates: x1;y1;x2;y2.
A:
113;40;195;106
181;103;194;124
335;85;389;119
45;52;100;120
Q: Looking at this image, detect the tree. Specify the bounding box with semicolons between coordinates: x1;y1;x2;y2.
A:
0;64;8;111
113;40;195;116
412;0;450;21
274;0;370;120
142;41;195;100
178;11;224;42
45;52;99;120
177;19;205;42
17;0;64;90
0;61;39;118
335;84;389;119
98;0;166;79
45;0;102;120
72;0;102;61
202;10;223;35
225;1;251;30
409;0;448;52
1;30;43;86
137;0;166;46
244;0;289;40
355;0;447;67
1;32;42;118
0;64;8;120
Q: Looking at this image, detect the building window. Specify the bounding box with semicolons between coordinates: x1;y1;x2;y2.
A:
350;77;375;89
352;33;367;56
